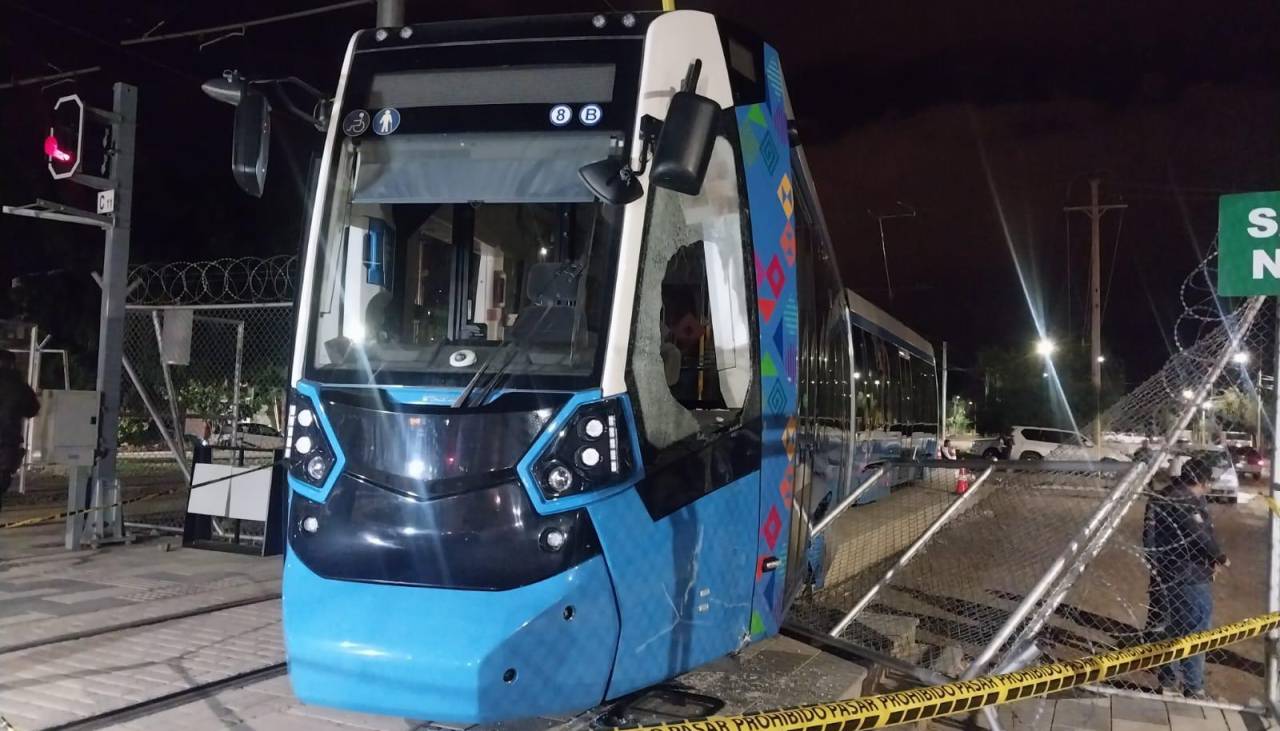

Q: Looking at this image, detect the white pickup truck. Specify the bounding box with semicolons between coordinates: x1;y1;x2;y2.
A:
969;426;1130;461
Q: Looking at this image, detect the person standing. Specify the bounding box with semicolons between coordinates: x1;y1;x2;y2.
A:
1142;458;1229;698
0;350;39;516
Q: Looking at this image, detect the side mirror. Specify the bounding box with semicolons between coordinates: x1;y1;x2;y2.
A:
232;89;271;198
579;158;643;206
649;90;719;196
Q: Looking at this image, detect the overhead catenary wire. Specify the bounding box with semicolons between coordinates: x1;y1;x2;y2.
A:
120;0;374;46
0;66;100;91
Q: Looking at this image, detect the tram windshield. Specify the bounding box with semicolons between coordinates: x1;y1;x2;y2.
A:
305;131;624;388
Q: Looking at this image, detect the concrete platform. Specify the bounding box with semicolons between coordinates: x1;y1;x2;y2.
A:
0;525;865;730
0;524;1271;731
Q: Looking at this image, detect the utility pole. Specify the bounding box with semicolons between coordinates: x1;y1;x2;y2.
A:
1065;178;1126;454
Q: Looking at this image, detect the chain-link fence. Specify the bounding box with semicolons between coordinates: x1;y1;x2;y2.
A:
114;257;296;532
790;283;1274;714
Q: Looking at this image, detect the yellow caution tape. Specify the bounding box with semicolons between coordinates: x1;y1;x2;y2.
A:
0;487;171;530
0;461;280;530
616;612;1280;731
1264;495;1280;519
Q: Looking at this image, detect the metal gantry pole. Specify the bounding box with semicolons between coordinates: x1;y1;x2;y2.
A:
121;355;192;484
809;467;884;539
92;83;137;534
961;462;1144;679
18;326;39;495
829;466;995;638
151;311;186;468
978;297;1265;678
230;320;245;451
1268;298;1280;718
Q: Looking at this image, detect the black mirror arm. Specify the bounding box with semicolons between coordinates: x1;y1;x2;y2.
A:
631;114;664;177
252;77;329;132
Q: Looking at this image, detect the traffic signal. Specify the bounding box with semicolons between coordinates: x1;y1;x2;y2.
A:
47;94;84;180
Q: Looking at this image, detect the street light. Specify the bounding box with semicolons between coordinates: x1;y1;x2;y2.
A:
1096;355;1106;364
1035;338;1056;358
1232;351;1250;365
1181;389;1195;401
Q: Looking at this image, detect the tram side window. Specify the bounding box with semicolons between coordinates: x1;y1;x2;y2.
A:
630;138;752;452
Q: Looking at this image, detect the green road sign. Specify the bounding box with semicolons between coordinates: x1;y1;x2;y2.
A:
1219;191;1280;296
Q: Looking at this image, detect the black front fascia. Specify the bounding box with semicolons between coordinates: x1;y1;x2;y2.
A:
289;475;600;591
342;35;643;137
288;388;602;590
634;414;762;522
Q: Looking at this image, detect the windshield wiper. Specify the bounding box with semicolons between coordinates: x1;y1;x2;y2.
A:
452;261;584;410
452;339;520;409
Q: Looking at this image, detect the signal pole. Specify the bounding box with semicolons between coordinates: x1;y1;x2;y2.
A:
1065;178;1126;452
2;82;136;548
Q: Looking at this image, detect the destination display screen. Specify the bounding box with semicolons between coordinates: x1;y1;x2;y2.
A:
368;63;616;108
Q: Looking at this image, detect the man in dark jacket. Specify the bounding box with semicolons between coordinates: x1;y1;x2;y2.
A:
0;350;40;515
1143;457;1229;698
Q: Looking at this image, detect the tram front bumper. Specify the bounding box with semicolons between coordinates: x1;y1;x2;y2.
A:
283;554;620;723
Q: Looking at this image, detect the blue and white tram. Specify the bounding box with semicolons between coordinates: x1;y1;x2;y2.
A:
846;290;940;501
215;8;887;723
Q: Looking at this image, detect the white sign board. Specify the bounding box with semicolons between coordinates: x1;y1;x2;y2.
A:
161;309;194;365
96;189;115;214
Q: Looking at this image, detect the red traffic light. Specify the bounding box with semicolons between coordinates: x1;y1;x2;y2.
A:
44;132;72;163
47;94;84;180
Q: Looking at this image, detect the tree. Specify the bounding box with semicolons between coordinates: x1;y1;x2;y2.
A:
974;341;1126;434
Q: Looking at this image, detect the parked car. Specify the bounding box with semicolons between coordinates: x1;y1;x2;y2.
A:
970;426;1130;462
1191;449;1239;504
214;422;285;450
1221;431;1254;449
1228;445;1266;480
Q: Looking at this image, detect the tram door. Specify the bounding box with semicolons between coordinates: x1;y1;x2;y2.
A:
781;161;852;606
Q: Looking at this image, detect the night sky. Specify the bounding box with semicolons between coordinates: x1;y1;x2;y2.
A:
2;0;1278;391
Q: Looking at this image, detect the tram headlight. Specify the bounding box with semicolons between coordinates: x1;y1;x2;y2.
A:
287;390;336;489
531;398;637;501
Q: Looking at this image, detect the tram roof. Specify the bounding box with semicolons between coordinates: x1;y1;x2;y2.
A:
845;289;935;364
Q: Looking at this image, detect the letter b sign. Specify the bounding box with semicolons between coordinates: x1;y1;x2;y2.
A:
1219;192;1280;296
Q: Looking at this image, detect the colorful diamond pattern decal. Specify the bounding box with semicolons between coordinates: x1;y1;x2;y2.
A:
767;380;787;413
761;351;779;377
782;416;798;462
760;133;779;175
780;220;796;266
777;174;794;218
772;321;787;362
783;299;799;335
759;297;776;323
762;505;782;550
765;255;785;298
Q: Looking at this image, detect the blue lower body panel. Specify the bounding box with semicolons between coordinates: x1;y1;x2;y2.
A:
283;553;620;723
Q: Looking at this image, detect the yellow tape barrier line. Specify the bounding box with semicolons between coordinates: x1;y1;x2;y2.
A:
1264;495;1280;520
0;487;173;530
616;612;1280;731
0;460;281;530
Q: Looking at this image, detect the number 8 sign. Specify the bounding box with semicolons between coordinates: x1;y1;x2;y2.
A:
549;104;572;126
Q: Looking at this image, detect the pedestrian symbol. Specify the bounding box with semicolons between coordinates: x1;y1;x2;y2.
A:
342;109;371;137
374;107;401;136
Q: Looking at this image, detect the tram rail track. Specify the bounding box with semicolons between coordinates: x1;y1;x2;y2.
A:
0;593;285;731
0;592;281;656
42;662;289;731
